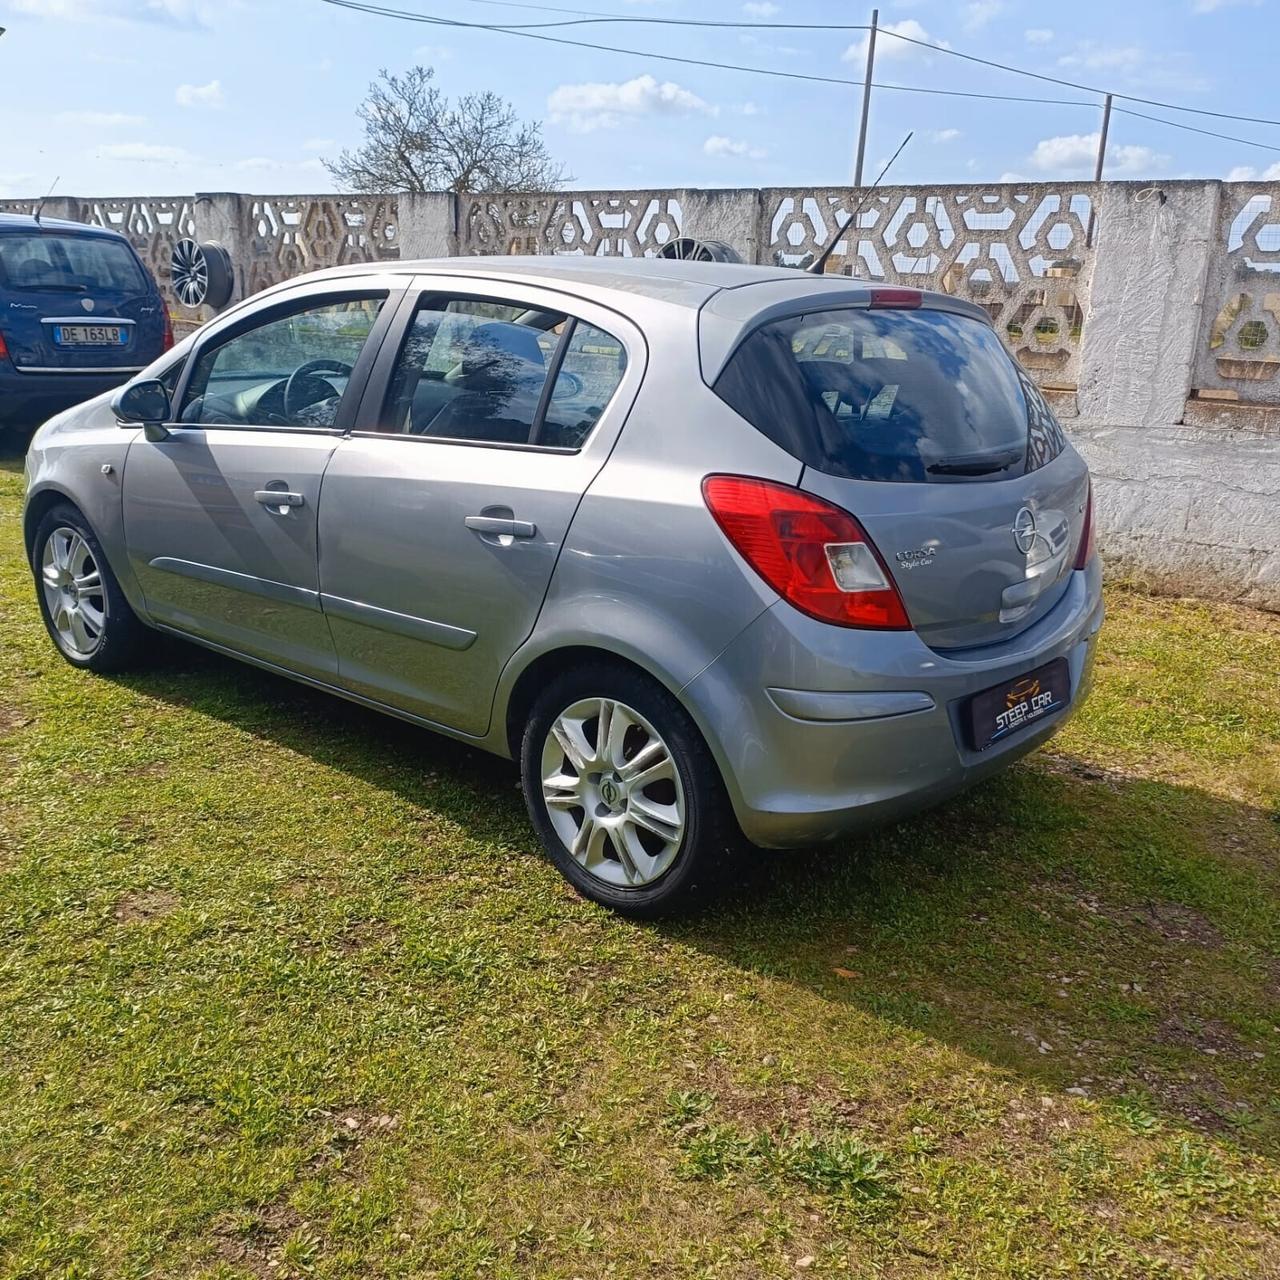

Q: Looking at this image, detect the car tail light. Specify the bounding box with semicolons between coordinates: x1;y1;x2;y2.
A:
0;330;8;363
161;307;175;352
868;287;922;310
1074;477;1096;569
702;474;911;630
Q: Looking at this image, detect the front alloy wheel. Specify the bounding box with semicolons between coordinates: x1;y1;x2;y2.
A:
41;526;108;658
32;502;145;673
540;696;686;889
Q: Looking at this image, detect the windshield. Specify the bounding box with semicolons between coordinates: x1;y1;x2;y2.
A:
0;231;149;294
713;306;1065;483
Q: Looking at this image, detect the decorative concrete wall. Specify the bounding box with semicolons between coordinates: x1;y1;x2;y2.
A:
3;182;1277;608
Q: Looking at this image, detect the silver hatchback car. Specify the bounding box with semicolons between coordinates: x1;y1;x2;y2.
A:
23;257;1102;915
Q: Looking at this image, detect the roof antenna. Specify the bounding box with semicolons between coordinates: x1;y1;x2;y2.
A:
33;175;60;225
808;132;912;275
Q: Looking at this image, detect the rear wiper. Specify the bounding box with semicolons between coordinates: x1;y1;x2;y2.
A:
926;447;1023;476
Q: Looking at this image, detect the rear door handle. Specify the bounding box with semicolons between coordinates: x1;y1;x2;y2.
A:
255;490;305;508
464;515;536;538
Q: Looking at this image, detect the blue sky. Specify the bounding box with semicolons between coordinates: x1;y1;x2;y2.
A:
1;0;1276;199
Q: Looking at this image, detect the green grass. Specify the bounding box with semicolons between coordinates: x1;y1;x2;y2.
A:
1;451;1278;1279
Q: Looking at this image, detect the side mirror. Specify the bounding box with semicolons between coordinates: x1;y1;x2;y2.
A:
112;379;172;441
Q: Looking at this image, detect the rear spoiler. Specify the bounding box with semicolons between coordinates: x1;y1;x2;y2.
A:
697;280;993;386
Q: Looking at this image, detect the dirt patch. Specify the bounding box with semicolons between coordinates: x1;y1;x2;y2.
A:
212;1200;308;1278
0;703;33;736
300;1107;401;1177
336;920;397;955
1135;901;1224;949
1157;1014;1243;1059
113;889;179;923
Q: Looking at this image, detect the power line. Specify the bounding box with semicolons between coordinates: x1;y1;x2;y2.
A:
446;0;1280;131
317;0;1098;105
1111;106;1280;156
319;0;1280;148
872;28;1280;130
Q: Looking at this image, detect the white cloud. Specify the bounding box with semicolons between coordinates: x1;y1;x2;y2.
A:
97;142;197;164
547;74;712;133
998;171;1026;183
303;137;337;152
175;79;223;108
1226;162;1280;181
844;19;949;63
704;134;767;160
963;1;1003;30
735;101;763;116
742;0;779;13
55;110;145;127
1055;41;1209;91
1025;27;1054;44
930;128;962;143
1028;132;1169;178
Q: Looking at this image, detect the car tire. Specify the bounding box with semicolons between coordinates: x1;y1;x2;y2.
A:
32;503;146;673
520;661;741;917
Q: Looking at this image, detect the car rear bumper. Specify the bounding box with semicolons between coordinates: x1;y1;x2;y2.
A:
681;561;1104;848
0;364;144;425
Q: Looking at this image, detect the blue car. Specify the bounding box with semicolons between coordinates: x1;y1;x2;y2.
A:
0;213;171;432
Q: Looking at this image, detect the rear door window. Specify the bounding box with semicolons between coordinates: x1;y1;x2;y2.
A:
0;232;148;294
713;306;1064;483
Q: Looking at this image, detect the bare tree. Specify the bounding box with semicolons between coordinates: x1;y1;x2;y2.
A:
326;66;567;194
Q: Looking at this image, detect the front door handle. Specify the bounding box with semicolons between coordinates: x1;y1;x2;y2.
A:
464;515;536;539
255;490;305;509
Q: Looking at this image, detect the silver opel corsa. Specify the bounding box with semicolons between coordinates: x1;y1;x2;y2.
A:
23;257;1102;915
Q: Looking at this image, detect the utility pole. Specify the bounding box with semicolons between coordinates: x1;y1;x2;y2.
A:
1086;93;1112;246
854;8;878;187
1093;93;1113;184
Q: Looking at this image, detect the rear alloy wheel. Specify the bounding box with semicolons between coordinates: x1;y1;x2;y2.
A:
521;663;740;917
33;503;145;672
540;696;686;890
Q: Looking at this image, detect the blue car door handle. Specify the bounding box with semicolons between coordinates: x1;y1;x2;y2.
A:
464;515;536;538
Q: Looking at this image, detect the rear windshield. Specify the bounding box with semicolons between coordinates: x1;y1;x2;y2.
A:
0;231;149;294
712;306;1065;483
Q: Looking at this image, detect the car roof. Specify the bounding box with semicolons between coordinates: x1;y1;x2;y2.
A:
294;254;847;310
0;212;130;239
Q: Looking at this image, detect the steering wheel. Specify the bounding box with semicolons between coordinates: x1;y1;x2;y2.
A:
283;358;353;419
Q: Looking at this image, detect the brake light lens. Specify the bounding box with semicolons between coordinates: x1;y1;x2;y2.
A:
1074;477;1096;569
868;287;923;309
161;307;174;352
702;474;911;630
0;330;8;363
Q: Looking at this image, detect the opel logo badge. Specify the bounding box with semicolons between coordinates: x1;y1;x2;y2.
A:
1012;506;1039;556
599;777;621;809
81;297;96;313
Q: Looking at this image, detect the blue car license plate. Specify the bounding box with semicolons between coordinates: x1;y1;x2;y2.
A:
967;657;1070;751
53;324;127;346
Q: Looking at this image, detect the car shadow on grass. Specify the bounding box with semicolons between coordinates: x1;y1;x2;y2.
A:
112;636;1280;1159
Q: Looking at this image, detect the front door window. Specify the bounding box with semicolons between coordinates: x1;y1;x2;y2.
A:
180;296;386;428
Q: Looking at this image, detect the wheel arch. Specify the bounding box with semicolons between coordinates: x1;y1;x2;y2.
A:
23;485;85;564
502;644;674;760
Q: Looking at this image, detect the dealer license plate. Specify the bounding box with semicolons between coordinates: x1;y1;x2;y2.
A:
967;657;1070;752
